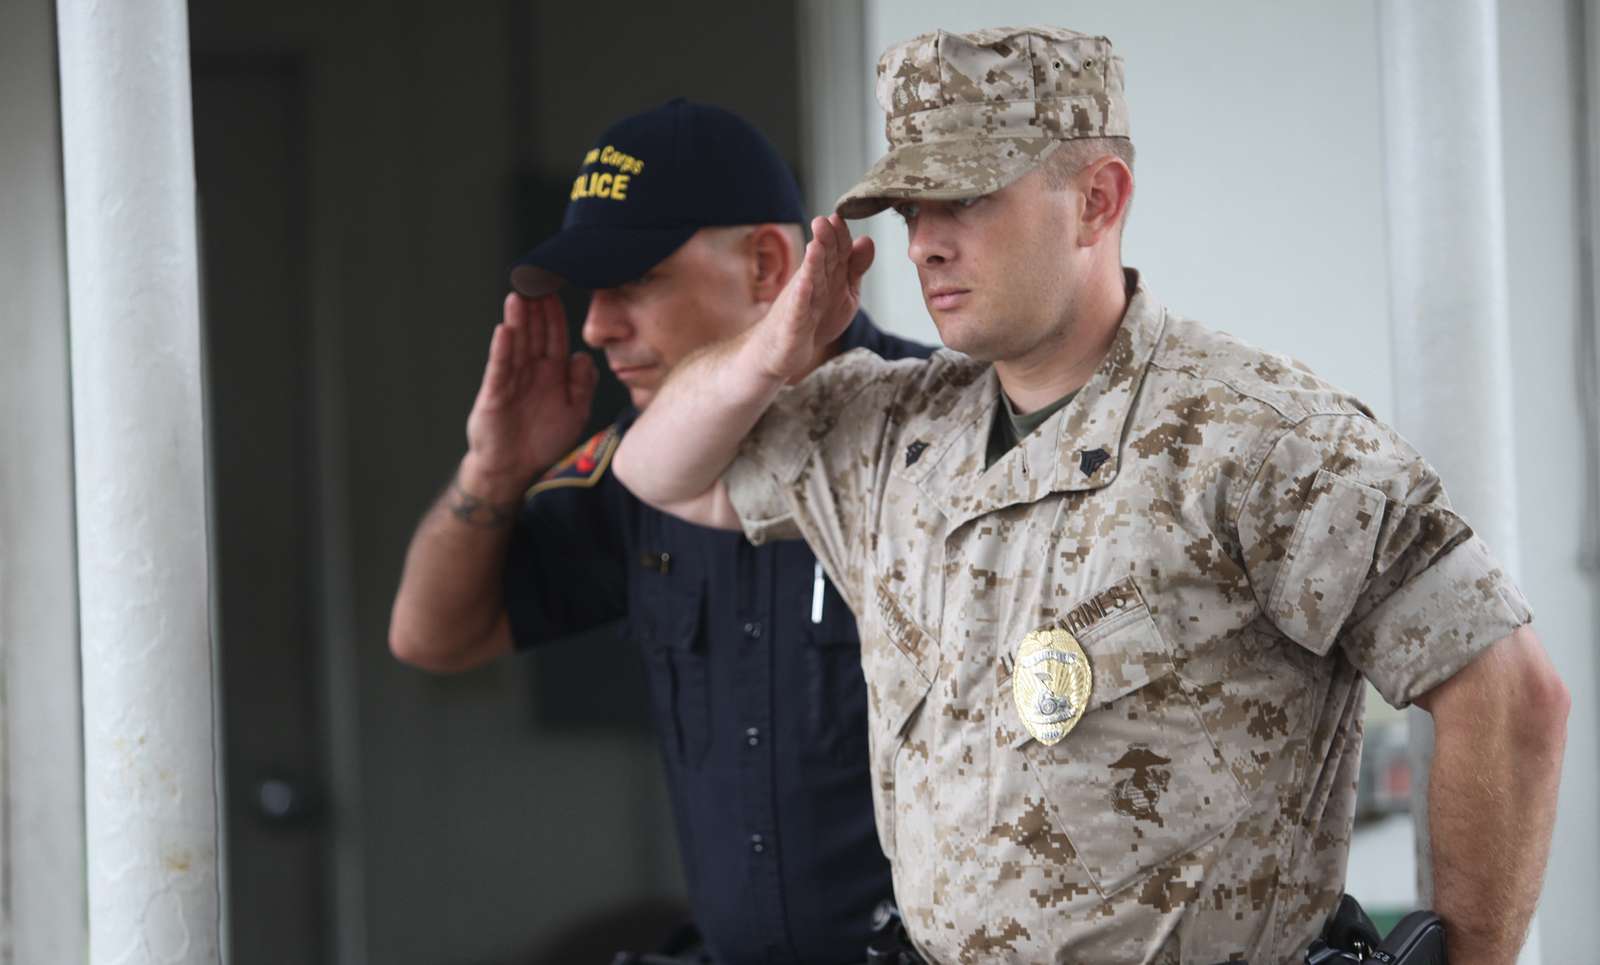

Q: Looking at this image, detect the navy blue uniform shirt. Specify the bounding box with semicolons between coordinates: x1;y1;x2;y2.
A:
503;312;933;965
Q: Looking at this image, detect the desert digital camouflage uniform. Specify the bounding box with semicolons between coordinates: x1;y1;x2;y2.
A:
721;271;1533;964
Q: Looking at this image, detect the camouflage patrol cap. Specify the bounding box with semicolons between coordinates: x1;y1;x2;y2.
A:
836;25;1130;219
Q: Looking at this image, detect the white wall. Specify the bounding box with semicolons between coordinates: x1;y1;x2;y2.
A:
1498;2;1600;962
845;1;1600;958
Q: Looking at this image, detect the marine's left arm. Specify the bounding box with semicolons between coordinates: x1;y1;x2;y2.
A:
1236;411;1566;964
1413;624;1569;965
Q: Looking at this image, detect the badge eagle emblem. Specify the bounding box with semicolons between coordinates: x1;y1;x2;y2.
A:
1012;627;1093;746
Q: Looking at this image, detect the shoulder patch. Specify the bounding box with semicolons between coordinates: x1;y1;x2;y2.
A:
526;425;621;498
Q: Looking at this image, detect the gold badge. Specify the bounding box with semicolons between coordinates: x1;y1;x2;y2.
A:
1012;627;1092;746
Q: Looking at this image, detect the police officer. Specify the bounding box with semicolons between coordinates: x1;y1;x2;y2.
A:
610;28;1569;965
388;100;931;964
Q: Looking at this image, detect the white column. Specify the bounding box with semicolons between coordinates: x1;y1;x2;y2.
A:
55;1;221;963
1376;0;1531;956
0;0;88;960
796;0;869;216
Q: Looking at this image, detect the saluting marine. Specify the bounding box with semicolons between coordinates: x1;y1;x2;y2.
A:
612;26;1569;965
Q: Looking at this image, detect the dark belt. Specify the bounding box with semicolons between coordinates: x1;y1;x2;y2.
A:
860;897;1444;965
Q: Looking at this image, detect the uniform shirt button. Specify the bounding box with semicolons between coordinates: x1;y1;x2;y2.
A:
750;833;765;853
746;727;760;747
742;621;762;639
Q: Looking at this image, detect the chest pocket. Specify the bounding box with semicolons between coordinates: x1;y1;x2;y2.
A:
631;548;711;770
1003;579;1250;899
796;562;871;768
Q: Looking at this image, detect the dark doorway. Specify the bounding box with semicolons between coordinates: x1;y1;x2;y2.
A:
194;55;327;965
189;3;805;961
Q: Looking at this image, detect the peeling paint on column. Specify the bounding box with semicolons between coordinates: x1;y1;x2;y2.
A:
55;0;222;961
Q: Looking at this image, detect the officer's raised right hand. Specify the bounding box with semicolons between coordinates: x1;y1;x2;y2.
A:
461;293;599;502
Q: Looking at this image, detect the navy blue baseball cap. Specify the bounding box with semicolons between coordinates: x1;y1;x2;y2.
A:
510;99;807;297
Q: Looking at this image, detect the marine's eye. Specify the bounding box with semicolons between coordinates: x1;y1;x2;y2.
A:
954;195;984;209
892;201;920;222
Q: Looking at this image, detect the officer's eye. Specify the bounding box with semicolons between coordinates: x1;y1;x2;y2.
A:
892;201;920;223
953;195;984;209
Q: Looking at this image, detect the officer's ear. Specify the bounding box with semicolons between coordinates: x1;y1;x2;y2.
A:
746;223;799;305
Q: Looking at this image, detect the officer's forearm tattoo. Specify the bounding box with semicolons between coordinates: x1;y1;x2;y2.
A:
447;474;518;529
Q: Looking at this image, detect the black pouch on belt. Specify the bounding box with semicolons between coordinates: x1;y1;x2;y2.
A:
1305;893;1447;964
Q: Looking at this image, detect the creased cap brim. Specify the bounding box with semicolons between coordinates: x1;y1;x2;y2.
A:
835;137;1063;219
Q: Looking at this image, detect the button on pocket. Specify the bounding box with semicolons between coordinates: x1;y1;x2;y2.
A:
1004;581;1250;899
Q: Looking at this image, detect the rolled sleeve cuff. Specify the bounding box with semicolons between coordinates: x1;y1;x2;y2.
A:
723;452;801;545
1342;534;1534;708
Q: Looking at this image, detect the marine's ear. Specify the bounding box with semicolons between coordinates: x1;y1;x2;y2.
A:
1076;156;1134;248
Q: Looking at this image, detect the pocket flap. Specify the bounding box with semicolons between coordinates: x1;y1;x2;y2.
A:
1266;468;1386;656
633;564;704;652
1007;578;1169;749
658;598;703;651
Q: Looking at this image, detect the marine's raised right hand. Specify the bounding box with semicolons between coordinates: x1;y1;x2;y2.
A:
461;293;599;502
753;214;875;383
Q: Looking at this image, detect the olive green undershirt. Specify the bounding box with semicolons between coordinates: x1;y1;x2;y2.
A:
984;387;1080;469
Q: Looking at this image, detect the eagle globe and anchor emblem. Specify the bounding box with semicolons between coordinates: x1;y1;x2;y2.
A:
1012;627;1093;746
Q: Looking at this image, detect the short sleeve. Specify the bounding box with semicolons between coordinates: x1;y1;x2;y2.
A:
722;348;912;616
1235;413;1533;707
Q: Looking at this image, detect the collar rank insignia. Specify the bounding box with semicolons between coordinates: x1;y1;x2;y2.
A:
905;440;929;467
1079;447;1110;477
1012;627;1092;746
526;425;621;498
